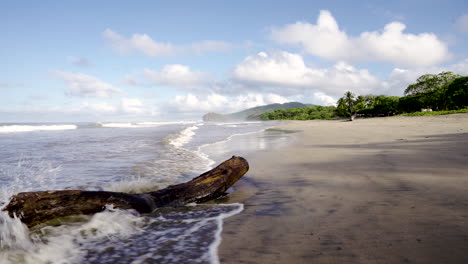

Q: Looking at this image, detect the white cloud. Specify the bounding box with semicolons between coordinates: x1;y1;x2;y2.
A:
79;98;156;116
142;64;211;87
232;50;468;104
233;51;379;97
54;70;121;98
271;10;450;67
168;92;289;114
457;14;468;34
170;93;228;113
447;58;468;73
381;58;468;96
120;98;153;115
266;93;290;104
103;29;176;56
312;92;336;106
103;29;233;57
80;102;117;113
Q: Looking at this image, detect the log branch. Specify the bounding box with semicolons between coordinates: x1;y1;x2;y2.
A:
3;156;249;228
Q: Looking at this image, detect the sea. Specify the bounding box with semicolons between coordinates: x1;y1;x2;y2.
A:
0;120;285;264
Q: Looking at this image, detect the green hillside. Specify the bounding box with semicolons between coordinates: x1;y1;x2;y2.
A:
202;102;313;121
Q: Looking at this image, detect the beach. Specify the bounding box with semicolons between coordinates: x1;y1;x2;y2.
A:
219;114;468;264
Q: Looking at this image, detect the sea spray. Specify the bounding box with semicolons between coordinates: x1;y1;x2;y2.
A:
105;124;209;193
0;206;147;264
0;156;61;202
0;212;33;251
0;121;273;263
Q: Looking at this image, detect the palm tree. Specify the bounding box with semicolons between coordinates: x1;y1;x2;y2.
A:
344;91;356;120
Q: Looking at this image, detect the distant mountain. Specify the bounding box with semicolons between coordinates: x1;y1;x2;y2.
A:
202;102;314;121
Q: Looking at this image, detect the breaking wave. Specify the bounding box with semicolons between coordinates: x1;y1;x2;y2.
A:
0;125;77;133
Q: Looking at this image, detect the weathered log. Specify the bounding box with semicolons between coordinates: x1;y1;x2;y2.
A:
3;156;249;228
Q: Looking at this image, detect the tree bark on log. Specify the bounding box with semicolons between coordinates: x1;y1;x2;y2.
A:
3;156;249;228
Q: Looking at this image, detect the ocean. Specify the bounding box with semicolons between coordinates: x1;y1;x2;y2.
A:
0;121;283;264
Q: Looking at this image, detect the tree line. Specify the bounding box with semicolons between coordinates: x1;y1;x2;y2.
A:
261;72;468;121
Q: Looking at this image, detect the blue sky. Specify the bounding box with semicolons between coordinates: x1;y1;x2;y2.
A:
2;0;468;122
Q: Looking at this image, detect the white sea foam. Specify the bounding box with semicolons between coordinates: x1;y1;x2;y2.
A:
100;121;198;128
206;203;244;264
0;121;260;264
198;129;266;158
0;157;61;202
100;123;139;128
166;124;217;171
0;206;146;264
137;121;197;126
0;125;77;133
0;212;33;250
105;176;162;194
168;125;200;148
127;204;244;264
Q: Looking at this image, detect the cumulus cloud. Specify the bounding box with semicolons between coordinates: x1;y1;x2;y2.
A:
54;70;122;98
79;101;117;113
271;10;450;67
381;58;468;95
457;14;468;34
141;64;212;87
103;29;176;56
312;92;337;106
103;29;233;57
168;92;289;114
232;50;468;104
233;51;379;97
120;98;153;115
79;98;156;116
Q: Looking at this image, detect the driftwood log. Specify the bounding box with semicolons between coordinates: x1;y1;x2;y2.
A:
3;156;249;228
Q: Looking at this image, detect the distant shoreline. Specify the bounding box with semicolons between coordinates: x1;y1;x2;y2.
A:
219;113;468;264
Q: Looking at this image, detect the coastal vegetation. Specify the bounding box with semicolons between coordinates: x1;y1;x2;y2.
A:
260;71;468;121
203;102;312;121
201;71;467;122
399;109;468;116
261;105;336;120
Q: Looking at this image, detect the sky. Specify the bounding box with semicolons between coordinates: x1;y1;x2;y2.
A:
2;0;468;122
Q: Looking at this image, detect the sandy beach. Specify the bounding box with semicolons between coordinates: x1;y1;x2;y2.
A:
219;114;468;264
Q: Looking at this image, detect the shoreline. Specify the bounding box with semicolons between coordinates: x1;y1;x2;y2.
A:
219;114;468;264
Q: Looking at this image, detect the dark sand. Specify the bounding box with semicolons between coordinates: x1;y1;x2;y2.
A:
219;114;468;264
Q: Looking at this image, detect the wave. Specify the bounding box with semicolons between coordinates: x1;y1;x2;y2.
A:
137;121;198;126
0;206;146;264
168;125;200;148
0;125;77;133
105;176;163;194
100;123;140;128
100;121;198;128
198;129;267;154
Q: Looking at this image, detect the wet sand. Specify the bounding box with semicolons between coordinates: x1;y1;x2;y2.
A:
219;114;468;264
